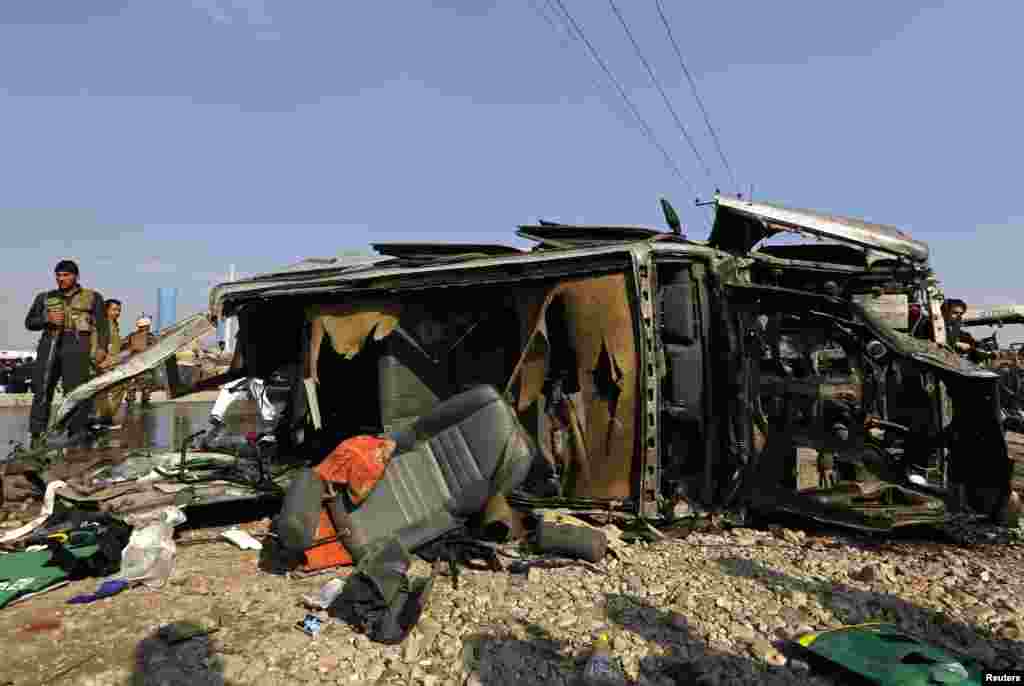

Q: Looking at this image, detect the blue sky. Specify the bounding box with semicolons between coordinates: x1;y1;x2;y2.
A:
2;0;1022;349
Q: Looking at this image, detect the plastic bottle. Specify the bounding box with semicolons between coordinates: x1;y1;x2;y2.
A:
582;633;626;686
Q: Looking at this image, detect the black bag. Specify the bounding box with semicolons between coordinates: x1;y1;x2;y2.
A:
45;520;133;580
327;538;434;645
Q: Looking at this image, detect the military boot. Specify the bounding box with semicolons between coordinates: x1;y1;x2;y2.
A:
198;417;226;450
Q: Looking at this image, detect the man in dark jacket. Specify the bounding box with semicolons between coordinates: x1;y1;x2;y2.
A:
24;260;108;446
941;298;972;354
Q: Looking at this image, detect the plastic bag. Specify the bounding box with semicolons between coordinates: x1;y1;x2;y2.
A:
119;506;186;588
302;578;345;610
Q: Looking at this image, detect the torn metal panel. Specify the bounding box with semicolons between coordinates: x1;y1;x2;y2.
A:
516;224;664;249
851;293;909;330
249;255;390;280
710;195;930;263
505;273;638;500
371;243;524;260
752;245;923;276
306;303;403;367
756;243;872;267
505;285;558;413
50;313;214;430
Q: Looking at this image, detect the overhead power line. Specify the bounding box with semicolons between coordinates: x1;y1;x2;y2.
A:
607;0;714;185
527;0;622;106
527;0;560;35
654;0;738;192
547;0;699;197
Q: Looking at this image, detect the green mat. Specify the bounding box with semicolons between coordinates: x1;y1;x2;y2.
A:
797;623;984;685
0;544;99;609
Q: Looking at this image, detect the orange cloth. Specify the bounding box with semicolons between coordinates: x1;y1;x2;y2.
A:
314;435;396;505
302;509;353;572
301;435;397;573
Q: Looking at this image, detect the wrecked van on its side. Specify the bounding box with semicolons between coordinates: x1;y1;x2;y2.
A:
39;200;1012;531
162;199;1007;532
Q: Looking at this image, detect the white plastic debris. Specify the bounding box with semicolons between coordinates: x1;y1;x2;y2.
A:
221;528;263;551
0;480;67;544
119;506;187;588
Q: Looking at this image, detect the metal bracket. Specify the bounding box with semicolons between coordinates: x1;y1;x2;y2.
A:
635;249;661;520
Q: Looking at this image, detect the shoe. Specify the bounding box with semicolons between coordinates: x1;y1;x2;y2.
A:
199;418;225;450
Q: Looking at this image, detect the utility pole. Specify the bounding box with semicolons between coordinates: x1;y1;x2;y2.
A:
224;264;237;354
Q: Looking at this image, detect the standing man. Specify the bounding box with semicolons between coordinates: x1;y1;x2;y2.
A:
24;260;108;446
93;299;125;423
125;316;158;406
941;298;973;354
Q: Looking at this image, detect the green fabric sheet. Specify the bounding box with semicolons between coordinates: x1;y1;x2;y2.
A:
0;544;99;609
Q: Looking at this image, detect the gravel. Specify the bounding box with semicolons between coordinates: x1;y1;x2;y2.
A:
0;516;1021;685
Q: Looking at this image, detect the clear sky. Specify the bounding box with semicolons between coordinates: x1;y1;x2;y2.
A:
2;1;1021;349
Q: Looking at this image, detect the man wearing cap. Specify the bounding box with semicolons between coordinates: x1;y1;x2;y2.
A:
23;260;108;445
125;316;158;406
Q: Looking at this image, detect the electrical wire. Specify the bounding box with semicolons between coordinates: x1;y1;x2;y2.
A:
547;0;700;197
525;0;618;110
607;0;714;184
527;0;560;35
654;0;738;192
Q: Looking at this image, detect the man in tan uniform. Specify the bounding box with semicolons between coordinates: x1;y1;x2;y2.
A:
125;316;158;406
93;299;125;423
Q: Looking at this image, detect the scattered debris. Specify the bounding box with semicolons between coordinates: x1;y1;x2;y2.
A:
220;527;262;551
67;578;133;604
302;577;344;610
0;480;66;544
157;620;220;645
119;506;186;588
294;613;326;639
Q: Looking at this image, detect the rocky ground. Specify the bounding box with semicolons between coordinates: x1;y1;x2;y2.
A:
0;505;1022;686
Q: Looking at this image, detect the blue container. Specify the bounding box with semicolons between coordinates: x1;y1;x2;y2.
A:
216;317;225;343
156;287;178;334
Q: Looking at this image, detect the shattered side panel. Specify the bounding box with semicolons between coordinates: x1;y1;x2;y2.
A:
558;273;638;499
505;272;639;500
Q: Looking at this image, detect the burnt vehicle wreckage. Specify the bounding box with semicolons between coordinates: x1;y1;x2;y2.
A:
4;197;1017;544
